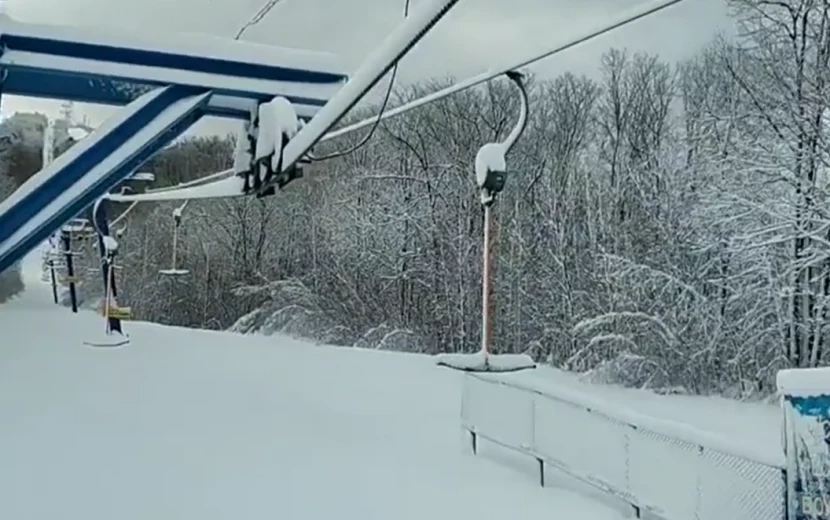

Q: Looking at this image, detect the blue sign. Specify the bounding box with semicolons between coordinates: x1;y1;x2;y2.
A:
784;394;830;519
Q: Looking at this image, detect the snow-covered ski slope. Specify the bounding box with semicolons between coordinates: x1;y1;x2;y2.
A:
0;250;624;520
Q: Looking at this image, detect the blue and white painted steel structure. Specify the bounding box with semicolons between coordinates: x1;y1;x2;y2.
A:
0;87;212;273
0;13;349;274
0;15;348;120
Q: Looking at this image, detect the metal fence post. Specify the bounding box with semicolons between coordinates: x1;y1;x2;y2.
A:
625;423;640;518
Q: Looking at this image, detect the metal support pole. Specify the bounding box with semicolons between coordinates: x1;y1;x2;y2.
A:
170;223;179;271
48;259;58;304
91;202;123;335
481;205;493;359
60;230;78;313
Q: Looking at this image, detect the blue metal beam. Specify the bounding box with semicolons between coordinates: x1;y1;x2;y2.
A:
2;34;344;84
0;68;328;120
0;17;348;120
0;86;202;245
0;86;211;273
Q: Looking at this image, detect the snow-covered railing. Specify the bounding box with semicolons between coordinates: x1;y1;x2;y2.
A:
461;373;787;520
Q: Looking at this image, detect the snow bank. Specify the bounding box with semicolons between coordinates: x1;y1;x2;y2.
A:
519;365;782;461
353;324;426;352
228;278;356;346
228;281;432;354
473;371;783;468
462;371;786;520
777;367;830;397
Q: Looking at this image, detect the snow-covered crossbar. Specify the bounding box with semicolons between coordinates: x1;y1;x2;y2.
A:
0;14;348;120
461;373;787;520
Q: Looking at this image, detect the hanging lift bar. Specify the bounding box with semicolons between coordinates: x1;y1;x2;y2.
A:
435;71;535;373
159;201;190;277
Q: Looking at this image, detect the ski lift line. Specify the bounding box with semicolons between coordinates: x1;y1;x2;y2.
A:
89;0;679;204
436;71;536;373
99;0;462;203
320;0;687;143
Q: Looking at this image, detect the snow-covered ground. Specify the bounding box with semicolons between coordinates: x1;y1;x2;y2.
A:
0;248;624;520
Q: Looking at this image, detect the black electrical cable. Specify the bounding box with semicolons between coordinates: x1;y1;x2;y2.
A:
307;0;411;162
235;0;284;40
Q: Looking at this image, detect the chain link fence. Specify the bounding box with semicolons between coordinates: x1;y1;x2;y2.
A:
461;373;786;520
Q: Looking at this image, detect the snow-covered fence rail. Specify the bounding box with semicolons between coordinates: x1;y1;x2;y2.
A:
461;373;787;520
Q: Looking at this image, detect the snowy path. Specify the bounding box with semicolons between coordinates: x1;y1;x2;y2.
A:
0;251;622;520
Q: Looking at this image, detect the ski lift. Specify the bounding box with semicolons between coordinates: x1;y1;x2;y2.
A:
159;201;190;277
84;200;131;348
85;234;130;347
436;71;536;374
84;198;132;348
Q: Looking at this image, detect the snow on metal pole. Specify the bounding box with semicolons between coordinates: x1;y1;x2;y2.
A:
320;0;687;143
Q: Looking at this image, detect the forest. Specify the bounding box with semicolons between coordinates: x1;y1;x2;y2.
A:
1;0;829;397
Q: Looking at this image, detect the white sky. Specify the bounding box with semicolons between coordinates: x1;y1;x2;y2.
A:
1;0;734;135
